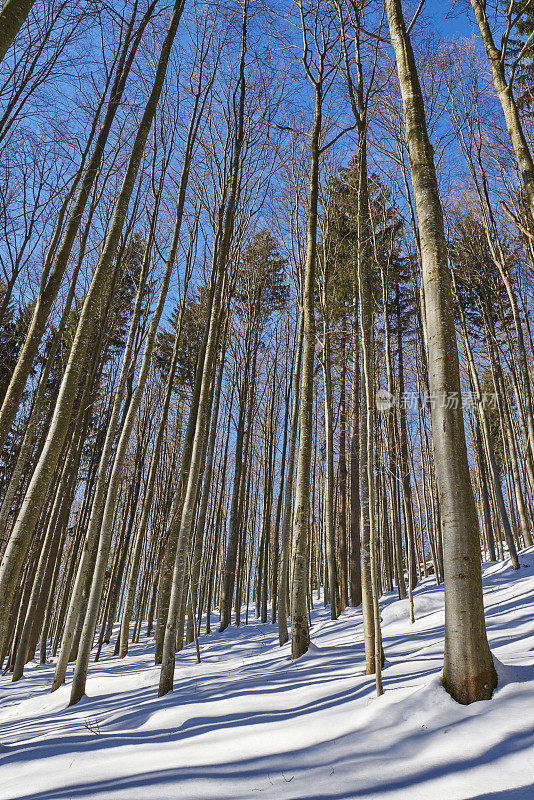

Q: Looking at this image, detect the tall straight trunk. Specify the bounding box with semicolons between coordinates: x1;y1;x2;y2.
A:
322;330;338;620
173;357;225;645
278;313;303;645
219;331;255;631
386;0;496;704
350;299;362;606
118;407;170;658
106;438;147;657
338;1;383;663
475;416;496;561
260;367;277;623
235;466;252;625
419;405;441;583
357;135;381;679
154;323;207;663
118;219;197;662
206;394;233;635
158;4;247;696
152;46;232;658
270;339;292;625
381;264;406;599
290;85;321;660
158;270;224;693
337;325;349;610
39;520;68;664
396;290;418;590
186;323;228;644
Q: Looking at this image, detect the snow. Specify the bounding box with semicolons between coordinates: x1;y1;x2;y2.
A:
1;551;534;800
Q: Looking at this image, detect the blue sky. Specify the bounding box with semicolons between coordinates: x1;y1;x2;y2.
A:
426;0;479;40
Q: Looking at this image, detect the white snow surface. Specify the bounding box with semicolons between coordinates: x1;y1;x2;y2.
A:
1;551;534;800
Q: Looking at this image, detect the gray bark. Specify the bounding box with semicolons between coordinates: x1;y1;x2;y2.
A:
386;0;496;704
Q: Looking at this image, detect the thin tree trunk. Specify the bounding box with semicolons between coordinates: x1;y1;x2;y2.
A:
278;313;303;646
290;84;321;660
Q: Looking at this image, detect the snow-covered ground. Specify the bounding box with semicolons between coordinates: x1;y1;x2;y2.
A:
2;551;534;800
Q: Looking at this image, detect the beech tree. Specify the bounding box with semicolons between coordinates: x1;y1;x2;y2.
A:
385;0;497;704
2;0;533;718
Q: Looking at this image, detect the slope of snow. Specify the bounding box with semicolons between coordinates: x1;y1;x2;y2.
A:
1;550;534;800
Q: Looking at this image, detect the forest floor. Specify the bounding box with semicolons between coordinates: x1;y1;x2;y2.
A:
1;551;534;800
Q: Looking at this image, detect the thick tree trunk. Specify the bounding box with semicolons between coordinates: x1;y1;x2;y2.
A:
0;0;35;64
386;0;496;704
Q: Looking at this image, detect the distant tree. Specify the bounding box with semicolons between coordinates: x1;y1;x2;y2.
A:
0;286;33;403
155;285;209;394
234;229;289;330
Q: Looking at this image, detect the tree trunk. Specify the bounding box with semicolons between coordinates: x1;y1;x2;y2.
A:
386;0;496;704
0;0;35;64
337;324;349;610
290;85;321;660
278;313;303;646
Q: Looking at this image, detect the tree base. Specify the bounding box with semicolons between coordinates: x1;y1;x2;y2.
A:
442;661;498;705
